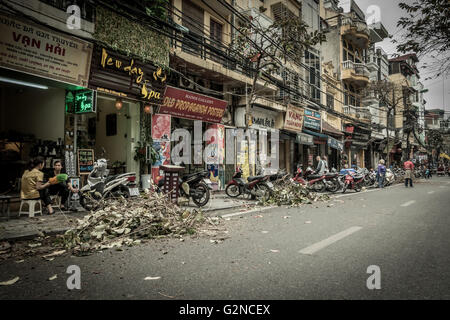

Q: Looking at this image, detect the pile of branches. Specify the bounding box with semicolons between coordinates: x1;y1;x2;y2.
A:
61;190;222;254
261;180;330;207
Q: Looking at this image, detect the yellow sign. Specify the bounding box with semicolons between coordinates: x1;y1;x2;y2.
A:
440;153;450;160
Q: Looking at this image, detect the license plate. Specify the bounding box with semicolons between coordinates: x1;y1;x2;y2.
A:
129;187;139;197
266;182;273;188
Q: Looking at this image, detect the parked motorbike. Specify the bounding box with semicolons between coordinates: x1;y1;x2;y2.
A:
158;170;212;207
342;170;365;193
292;167;340;193
225;167;273;202
79;158;138;211
383;168;395;186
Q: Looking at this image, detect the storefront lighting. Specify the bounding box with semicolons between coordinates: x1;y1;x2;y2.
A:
0;76;48;90
115;98;123;111
144;104;152;114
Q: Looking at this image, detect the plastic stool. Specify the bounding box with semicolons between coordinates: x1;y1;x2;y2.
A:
19;199;43;218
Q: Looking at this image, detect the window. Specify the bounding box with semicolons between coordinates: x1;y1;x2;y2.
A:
305;50;321;104
210;19;223;44
327;94;334;109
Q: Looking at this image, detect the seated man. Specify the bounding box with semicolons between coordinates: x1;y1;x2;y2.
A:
42;160;78;211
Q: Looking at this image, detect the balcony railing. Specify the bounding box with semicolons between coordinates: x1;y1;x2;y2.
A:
341;16;370;36
344;105;372;121
342;60;370;78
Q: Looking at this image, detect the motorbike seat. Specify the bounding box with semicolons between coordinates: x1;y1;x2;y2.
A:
247;175;265;182
325;173;338;178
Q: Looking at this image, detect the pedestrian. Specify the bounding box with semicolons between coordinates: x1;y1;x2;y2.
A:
377;159;386;188
403;158;415;187
323;155;329;173
314;155;325;175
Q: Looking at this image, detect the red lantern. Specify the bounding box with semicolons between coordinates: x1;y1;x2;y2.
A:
115;98;123;111
144;104;152;114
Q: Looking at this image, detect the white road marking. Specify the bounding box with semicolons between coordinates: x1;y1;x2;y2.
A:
400;200;416;207
428;191;435;194
299;226;362;255
334;184;402;199
221;206;276;219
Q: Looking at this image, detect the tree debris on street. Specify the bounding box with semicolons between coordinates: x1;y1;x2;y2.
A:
61;191;225;254
261;180;330;207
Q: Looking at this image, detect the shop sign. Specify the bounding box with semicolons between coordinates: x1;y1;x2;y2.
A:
296;133;314;146
284;105;304;133
78;149;94;175
328;136;344;151
250;106;277;130
0;13;93;87
159;86;227;123
151;114;171;184
304;108;321;131
66;90;97;114
89;46;166;103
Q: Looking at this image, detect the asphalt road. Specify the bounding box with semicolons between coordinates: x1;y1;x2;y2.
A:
1;177;450;300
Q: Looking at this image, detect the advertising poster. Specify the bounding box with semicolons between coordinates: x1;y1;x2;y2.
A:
205;124;225;190
151;114;171;183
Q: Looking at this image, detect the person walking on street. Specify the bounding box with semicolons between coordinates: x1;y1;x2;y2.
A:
314;156;326;175
404;158;415;187
377;159;386;188
323;155;330;173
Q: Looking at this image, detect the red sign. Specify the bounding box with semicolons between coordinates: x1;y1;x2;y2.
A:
159;86;227;123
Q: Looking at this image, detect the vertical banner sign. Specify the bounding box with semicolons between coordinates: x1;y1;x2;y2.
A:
151;114;171;184
206;124;225;190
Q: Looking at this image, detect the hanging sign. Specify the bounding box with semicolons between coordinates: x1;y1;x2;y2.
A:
304;108;321;131
0;13;92;87
284;105;305;133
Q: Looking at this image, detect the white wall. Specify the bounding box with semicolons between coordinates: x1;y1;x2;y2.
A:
0;85;65;141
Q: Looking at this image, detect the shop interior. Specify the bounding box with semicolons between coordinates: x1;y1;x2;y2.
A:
0;69;139;200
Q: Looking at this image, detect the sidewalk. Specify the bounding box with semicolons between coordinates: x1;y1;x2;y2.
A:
0;195;257;242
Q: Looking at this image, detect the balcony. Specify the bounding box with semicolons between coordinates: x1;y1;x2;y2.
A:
341;61;370;87
343;105;372;122
340;16;370;49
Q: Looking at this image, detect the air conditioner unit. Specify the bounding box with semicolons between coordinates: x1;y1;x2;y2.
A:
179;75;195;90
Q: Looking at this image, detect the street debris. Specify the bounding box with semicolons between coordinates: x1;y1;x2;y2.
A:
261;180;330;207
261;231;269;234
0;277;19;286
270;250;280;253
48;275;57;281
42;250;66;260
62;191;226;254
305;221;312;224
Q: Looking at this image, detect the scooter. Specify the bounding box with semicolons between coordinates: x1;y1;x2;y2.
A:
342;171;365;193
384;169;395;186
79;158;138;211
225;167;273;202
158;170;212;207
292;167;339;193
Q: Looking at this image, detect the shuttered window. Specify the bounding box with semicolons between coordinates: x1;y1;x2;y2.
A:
210;19;222;44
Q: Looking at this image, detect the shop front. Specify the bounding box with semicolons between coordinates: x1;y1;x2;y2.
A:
156;86;228;190
303;108;324;169
322;120;344;170
343;124;371;168
0;13;93;193
87;46;167;186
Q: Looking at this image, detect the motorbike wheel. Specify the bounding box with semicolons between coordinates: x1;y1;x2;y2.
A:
254;183;271;202
313;181;326;193
354;184;362;192
191;183;210;207
225;184;241;198
327;179;341;193
342;183;348;194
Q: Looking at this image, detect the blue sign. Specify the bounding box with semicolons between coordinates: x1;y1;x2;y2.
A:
304;108;321;131
328;136;344;151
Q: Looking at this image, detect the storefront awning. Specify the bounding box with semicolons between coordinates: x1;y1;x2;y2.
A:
322;121;344;137
296;133;314;146
303;129;328;139
328;136;344;151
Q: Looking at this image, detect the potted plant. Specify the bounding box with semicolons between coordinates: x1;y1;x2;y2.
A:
134;139;159;189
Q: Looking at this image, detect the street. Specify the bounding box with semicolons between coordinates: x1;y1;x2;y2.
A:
1;177;449;300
